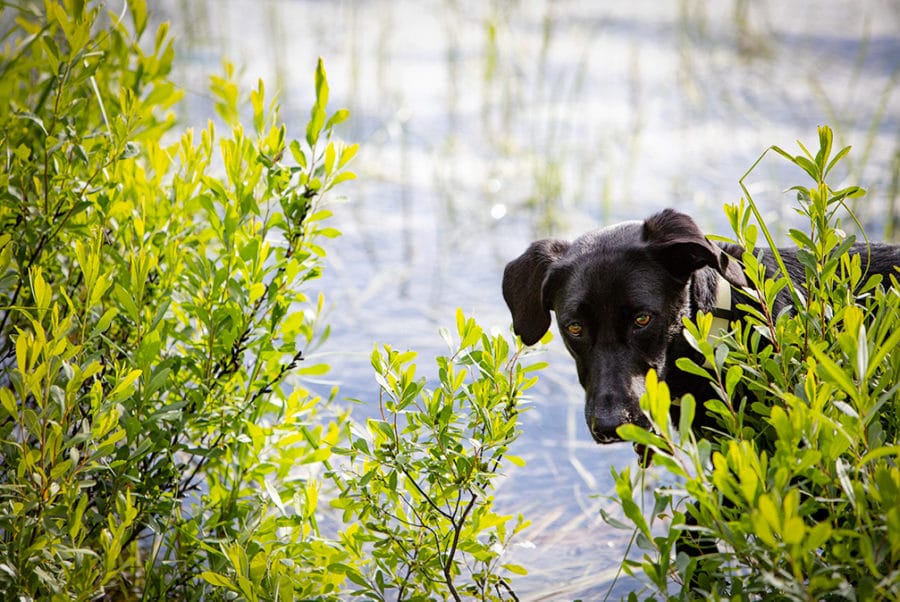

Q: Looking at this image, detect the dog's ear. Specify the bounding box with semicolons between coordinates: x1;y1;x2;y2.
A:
643;209;747;287
502;239;570;345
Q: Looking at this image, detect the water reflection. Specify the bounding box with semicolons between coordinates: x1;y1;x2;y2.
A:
159;0;899;596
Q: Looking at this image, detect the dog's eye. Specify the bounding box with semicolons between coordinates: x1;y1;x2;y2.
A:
633;314;651;328
566;322;583;337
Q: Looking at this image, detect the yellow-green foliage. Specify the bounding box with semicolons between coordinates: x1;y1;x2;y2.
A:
328;310;539;600
0;0;357;598
0;3;537;600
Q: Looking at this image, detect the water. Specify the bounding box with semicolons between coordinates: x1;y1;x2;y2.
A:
159;0;899;597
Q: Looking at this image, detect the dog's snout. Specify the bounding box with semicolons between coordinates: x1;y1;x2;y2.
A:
586;395;648;444
588;415;624;444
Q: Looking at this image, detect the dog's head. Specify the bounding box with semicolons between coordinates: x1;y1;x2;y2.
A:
502;209;746;443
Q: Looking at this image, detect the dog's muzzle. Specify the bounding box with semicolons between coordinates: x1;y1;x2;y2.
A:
588;417;625;444
587;411;651;444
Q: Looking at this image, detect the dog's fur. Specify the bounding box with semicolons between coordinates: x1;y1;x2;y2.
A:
503;208;900;444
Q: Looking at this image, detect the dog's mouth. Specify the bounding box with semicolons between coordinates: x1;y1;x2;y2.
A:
587;431;656;467
591;432;623;445
633;442;655;467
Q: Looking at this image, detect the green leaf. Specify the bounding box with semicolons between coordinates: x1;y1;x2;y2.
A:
835;458;856;509
249;282;266;303
617;424;668;450
675;356;711;380
326;109;350;130
329;171;357;187
855;323;868;381
505;454;526;467
338;142;359;167
650;453;688;479
306;60;328;147
200;571;235;589
677;394;695;439
794;156;819;181
297;362;329;376
264;479;285;514
250;78;265;134
824;145;852;178
865;325;900;380
289;139;308;168
788;228;816;250
113;283;140;323
809;343;858;403
614;467;651;538
314;57;329;110
502;563;528;576
109;369;142;403
0;388;17;417
725;365;743;399
815;125;833;173
858;445;900;467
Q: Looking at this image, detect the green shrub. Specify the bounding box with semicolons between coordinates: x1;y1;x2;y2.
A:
328;310;539;601
609;126;900;600
0;2;536;600
0;1;357;598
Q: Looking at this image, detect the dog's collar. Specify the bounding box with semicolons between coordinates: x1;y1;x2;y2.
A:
709;273;733;341
672;275;733;408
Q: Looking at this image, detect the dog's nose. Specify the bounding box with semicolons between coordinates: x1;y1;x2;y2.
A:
587;413;626;444
587;400;649;444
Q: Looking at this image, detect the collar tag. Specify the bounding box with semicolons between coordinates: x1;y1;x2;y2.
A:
702;274;733;371
674;275;734;407
709;274;733;341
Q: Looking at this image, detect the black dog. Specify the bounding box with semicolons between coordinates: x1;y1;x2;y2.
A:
503;208;899;444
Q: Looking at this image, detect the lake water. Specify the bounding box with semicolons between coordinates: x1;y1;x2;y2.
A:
159;0;899;597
